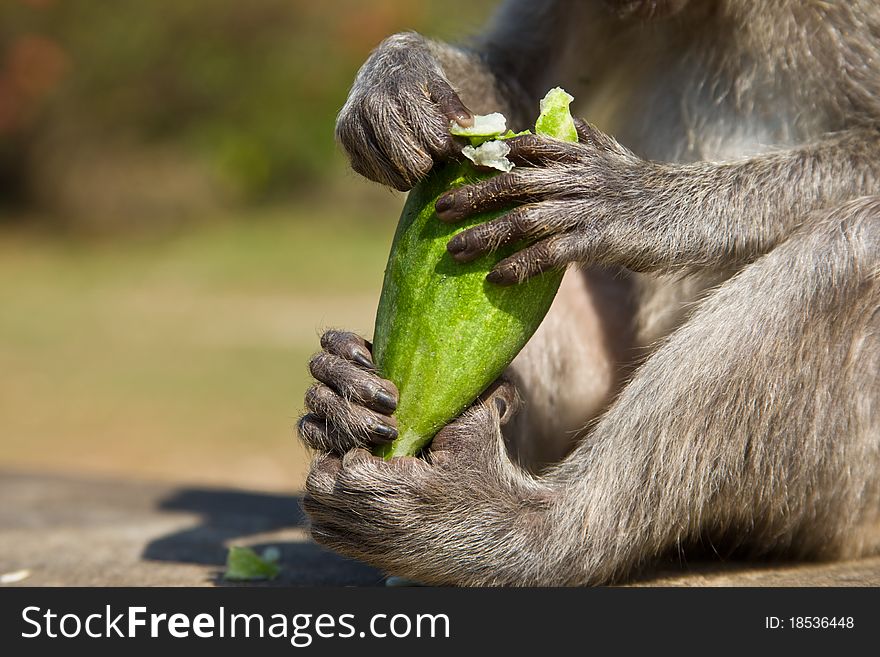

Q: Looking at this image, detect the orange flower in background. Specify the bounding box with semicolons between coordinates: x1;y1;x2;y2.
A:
336;0;425;59
0;34;70;134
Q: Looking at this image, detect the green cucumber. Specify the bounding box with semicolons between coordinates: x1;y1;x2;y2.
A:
372;88;578;458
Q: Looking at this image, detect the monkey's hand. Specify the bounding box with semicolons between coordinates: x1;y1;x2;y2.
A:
336;32;474;192
301;376;556;586
435;119;672;282
298;330;401;454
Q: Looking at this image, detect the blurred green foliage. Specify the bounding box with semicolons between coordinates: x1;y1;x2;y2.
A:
0;0;493;221
0;206;393;489
0;1;499;487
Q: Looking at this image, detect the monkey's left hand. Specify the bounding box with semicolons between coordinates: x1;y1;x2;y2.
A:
435;119;682;282
302;380;556;586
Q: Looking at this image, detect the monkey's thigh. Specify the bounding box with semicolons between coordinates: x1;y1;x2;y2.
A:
584;199;879;559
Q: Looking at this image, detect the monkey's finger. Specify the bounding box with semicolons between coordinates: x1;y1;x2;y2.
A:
573;117;598;144
347;136;428;192
299;413;394;455
477;379;522;426
304;505;352;542
573;117;620;152
339;448;430;490
339;108;422;191
298;414;365;455
430;379;520;465
505;133;583;166
428;76;474;128
308;518;365;558
435;170;556;222
348;101;434;191
304;383;398;445
446;202;570;262
320;330;374;369
406;97;459;161
340;448;427;487
309;352;398;414
304;500;376;561
368;103;436;190
304;453;342;498
306;449;425;515
486;235;578;285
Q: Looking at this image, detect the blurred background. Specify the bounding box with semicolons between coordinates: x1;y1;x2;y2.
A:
0;0;494;493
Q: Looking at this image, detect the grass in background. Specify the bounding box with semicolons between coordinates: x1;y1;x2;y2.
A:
0;0;498;492
0;199;399;491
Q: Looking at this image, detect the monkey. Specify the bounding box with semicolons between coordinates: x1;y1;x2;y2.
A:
297;0;880;586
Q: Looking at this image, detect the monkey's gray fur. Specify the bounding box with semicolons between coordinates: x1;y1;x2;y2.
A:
299;0;880;585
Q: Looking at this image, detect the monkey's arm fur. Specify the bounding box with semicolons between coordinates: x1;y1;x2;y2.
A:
437;123;880;282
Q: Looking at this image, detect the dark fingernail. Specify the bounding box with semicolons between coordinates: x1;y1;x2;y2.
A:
452;111;474;127
447;237;478;263
494;397;507;416
486;269;504;284
447;233;465;254
372;422;398;442
352;347;375;369
375;389;397;412
435;193;454;214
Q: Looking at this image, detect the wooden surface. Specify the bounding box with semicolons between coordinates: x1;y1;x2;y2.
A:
2;470;878;587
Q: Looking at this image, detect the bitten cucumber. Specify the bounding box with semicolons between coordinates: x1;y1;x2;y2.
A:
372;88;577;458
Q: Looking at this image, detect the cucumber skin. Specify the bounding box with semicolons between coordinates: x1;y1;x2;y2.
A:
371;162;564;458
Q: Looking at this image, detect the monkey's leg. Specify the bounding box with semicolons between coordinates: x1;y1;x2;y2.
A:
546;197;880;584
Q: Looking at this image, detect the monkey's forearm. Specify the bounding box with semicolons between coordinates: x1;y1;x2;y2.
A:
637;127;880;271
434;125;880;282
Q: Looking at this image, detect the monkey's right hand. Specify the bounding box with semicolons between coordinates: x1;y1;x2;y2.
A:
335;32;474;192
298;330;400;455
